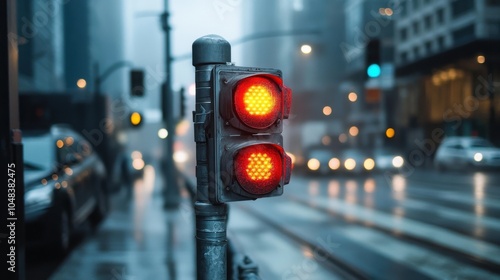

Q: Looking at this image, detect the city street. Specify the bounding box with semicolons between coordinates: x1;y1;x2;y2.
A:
25;163;500;280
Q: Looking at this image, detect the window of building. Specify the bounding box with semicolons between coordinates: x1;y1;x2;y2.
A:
425;41;432;54
451;0;475;18
412;0;419;10
413;21;419;35
413;46;419;58
452;24;475;44
400;51;408;63
400;0;408;16
424;15;432;30
437;36;446;50
436;8;445;24
400;28;408;41
487;21;500;37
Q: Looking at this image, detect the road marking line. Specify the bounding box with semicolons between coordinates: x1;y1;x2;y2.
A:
311;196;500;265
401;199;500;231
337;227;500;280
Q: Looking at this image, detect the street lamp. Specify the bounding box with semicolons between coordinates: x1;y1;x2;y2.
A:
348;92;357;102
301;44;312;54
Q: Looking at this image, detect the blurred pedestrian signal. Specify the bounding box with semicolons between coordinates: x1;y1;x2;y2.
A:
208;65;292;203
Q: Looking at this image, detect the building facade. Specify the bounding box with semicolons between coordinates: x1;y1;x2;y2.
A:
394;0;500;148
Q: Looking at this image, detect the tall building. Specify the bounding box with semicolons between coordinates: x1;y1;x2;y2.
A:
242;0;346;156
393;0;500;147
341;0;395;149
17;0;126;96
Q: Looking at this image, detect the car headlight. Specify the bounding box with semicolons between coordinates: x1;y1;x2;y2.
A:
363;158;375;170
344;158;356;170
392;156;404;168
25;185;53;207
473;153;483;162
329;158;340;170
307;158;320;171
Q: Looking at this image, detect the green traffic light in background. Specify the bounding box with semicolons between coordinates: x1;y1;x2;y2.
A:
367;64;381;78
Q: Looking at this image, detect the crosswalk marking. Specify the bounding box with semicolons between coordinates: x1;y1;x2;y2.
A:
307;196;500;265
401;199;500;231
338;227;499;280
409;188;500;210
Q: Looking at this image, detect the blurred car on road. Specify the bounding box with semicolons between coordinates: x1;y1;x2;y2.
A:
434;136;500;171
24;125;108;254
304;146;338;175
373;147;405;171
340;148;375;173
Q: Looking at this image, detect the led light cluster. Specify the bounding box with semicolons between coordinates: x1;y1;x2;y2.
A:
235;145;283;195
243;85;275;116
246;153;273;181
234;76;281;129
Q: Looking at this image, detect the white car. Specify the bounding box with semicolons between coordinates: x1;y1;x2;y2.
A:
434;136;500;170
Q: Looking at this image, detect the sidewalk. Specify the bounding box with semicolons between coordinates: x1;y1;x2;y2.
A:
49;164;195;280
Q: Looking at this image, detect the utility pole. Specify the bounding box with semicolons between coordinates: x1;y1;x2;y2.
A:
161;0;179;208
1;0;25;279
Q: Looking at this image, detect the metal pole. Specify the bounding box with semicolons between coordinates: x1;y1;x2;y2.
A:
162;0;179;209
1;0;25;279
192;35;231;280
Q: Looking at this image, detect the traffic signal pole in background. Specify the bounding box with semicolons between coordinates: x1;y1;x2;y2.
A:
192;34;292;279
161;0;180;209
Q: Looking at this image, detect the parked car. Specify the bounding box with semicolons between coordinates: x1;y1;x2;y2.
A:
24;125;108;254
434;136;500;171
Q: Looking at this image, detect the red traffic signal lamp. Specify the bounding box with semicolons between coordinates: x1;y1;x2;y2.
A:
208;65;292;203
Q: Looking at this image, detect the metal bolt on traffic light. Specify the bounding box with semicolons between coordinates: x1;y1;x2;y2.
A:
192;34;292;280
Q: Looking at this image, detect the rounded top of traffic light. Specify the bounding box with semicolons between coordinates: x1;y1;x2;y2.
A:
192;34;231;66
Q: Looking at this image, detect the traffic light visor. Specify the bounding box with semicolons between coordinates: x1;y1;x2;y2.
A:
234;144;283;195
234;76;281;129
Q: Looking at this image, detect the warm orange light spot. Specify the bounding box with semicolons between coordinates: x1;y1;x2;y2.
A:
65;137;74;146
477;55;485;64
243;85;275;116
130;112;142;126
348;92;358;102
76;79;87;89
329;158;340;170
386;128;395;138
323;106;332;116
56;140;64;148
349;126;359;137
246;153;273;181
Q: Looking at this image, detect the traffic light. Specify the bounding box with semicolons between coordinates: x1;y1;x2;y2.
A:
366;39;380;78
130;69;145;96
129;111;143;127
208;65;292;203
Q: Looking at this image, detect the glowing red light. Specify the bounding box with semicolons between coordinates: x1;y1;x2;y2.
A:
234;144;283;195
234;77;281;129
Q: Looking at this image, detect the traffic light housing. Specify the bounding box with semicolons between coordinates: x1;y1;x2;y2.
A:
366;39;381;78
130;69;145;96
208;65;292;203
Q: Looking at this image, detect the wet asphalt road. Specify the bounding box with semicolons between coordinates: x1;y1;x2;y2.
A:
25;165;500;280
